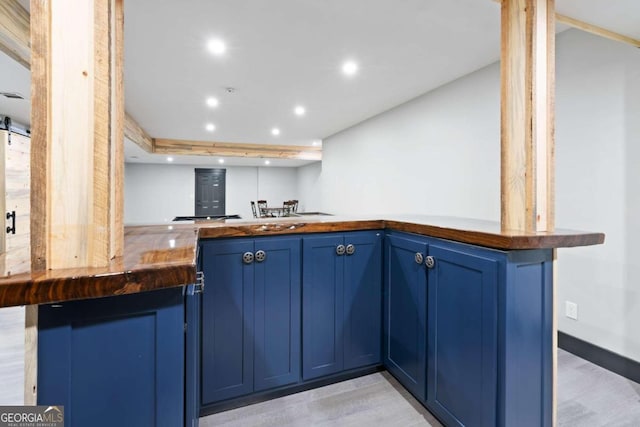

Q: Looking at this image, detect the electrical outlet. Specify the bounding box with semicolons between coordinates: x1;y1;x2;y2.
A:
565;301;578;320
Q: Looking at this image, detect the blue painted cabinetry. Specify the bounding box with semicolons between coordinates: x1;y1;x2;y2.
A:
426;243;498;427
200;237;301;405
302;231;382;380
385;231;552;427
38;287;185;427
384;233;428;401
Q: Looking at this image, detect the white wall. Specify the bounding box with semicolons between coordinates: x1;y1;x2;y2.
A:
0;306;25;405
297;30;640;362
298;62;500;219
555;30;640;361
125;164;298;224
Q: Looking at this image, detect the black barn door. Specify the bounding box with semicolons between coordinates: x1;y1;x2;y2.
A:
195;168;226;216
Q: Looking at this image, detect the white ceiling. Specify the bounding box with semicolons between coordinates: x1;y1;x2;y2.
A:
1;0;639;167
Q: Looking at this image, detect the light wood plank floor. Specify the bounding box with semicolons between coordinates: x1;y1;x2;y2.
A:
201;349;640;426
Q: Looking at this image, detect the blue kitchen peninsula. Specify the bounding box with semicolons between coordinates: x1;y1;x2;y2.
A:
0;216;603;427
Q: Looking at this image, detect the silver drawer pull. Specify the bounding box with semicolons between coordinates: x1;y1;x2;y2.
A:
336;245;346;256
415;253;424;265
345;244;355;255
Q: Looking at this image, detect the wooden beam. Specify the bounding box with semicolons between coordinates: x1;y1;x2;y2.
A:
124;112;154;153
492;0;640;49
31;0;123;269
556;13;640;48
154;138;322;161
112;0;124;260
0;0;151;160
500;0;555;232
0;0;29;68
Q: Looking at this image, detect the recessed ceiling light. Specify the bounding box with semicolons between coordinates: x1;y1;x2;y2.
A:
205;123;216;132
167;157;174;162
294;106;306;116
264;160;271;165
206;97;219;108
312;141;320;146
218;158;225;164
207;38;226;55
271;128;280;136
342;60;358;76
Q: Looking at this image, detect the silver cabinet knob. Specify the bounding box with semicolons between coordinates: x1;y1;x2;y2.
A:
425;256;435;269
255;250;267;262
242;252;254;264
345;244;355;255
415;253;424;264
336;245;346;256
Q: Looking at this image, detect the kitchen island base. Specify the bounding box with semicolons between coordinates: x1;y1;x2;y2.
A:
37;287;188;427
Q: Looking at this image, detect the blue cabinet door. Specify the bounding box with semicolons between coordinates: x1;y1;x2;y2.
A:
384;233;428;401
302;234;344;380
343;231;383;370
426;243;498;427
38;287;184;427
253;237;301;392
201;239;254;404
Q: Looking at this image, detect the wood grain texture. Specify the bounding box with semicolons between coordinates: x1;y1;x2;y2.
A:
154;138;322;160
31;0;123;270
500;0;555;233
492;0;640;49
124;112;153;153
0;0;30;69
0;217;603;308
196;219;384;239
93;0;111;266
556;13;640;48
111;0;125;260
0;132;31;276
29;0;50;272
0;225;198;308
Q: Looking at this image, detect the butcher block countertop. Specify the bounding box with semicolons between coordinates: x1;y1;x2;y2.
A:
0;215;604;307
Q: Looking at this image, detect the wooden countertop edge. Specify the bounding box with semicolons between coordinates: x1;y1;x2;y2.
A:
382;220;606;250
0;264;197;307
196;220;385;239
196;219;605;250
0;217;604;308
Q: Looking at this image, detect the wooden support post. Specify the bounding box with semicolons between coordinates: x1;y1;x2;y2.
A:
501;0;555;233
501;0;556;425
31;0;124;269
